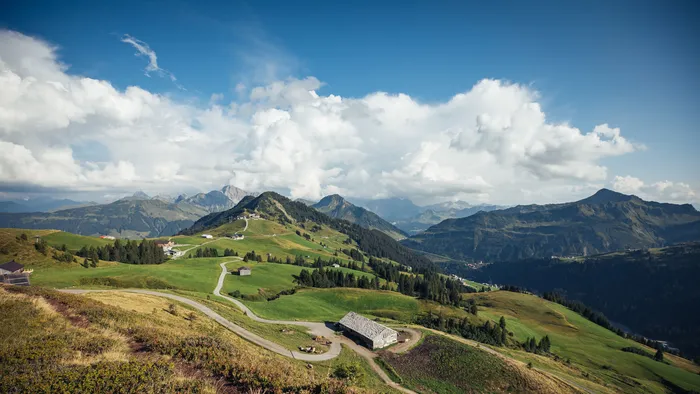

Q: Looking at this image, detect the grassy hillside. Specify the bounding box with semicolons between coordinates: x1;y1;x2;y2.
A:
0;286;379;393
463;243;700;359
42;231;113;250
380;334;576;394
466;291;700;394
184;191;435;272
31;257;222;292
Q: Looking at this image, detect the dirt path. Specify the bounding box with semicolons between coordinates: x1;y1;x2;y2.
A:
387;327;422;354
175;239;216;259
60;286;341;362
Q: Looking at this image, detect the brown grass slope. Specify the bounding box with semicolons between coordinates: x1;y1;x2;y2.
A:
0;286;373;394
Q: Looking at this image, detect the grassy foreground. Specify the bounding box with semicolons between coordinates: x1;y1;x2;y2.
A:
0;286;373;393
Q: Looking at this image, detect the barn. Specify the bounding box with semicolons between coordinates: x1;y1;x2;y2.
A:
338;312;398;349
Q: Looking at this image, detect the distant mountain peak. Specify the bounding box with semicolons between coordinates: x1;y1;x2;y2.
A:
312;194;406;239
318;194;346;205
580;188;636;204
132;191;150;199
220;185;253;204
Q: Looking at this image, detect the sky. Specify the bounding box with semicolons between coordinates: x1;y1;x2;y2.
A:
0;0;698;206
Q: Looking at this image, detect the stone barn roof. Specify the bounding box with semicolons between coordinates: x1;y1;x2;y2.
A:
338;312;396;342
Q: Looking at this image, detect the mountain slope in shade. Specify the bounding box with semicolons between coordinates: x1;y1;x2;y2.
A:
0;201;30;213
312;194;407;240
350;197;424;221
0;199;208;238
393;204;505;234
0;197;96;213
403;189;700;262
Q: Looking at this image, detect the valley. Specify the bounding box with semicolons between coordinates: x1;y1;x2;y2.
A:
2;188;699;393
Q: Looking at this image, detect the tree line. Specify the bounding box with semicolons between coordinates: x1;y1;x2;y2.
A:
416;313;509;346
295;267;382;290
366;256;464;306
77;239;166;265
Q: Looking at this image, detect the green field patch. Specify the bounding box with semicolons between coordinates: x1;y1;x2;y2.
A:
30;257;224;293
41;231;113;251
223;261;383;298
223;262;305;297
240;287;422;322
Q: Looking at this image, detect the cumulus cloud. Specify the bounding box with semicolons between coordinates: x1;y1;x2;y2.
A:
612;175;696;204
120;34;184;90
0;30;653;204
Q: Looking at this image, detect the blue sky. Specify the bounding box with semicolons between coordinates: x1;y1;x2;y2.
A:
1;0;698;204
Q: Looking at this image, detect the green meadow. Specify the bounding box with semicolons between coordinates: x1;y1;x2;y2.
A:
41;231;113;250
466;291;700;394
31;257;223;293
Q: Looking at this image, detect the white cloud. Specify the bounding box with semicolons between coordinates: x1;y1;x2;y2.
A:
0;30;664;205
120;34;184;90
612;175;696;204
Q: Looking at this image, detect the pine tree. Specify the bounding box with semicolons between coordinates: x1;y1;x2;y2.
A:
654;349;664;362
499;316;506;330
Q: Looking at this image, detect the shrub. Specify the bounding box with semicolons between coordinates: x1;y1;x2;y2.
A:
332;362;365;383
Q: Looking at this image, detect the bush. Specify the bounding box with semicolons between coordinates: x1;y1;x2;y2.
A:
332;362;365;383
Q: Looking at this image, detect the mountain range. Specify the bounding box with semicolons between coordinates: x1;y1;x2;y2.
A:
0;185;255;238
403;189;700;262
329;197;503;234
0;197;96;213
311;195;407;240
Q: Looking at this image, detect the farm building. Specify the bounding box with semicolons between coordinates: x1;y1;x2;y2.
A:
0;261;31;286
0;260;25;275
99;235;116;240
332;263;340;268
230;234;244;240
201;234;214;239
238;267;252;276
154;240;175;249
338;312;398;349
